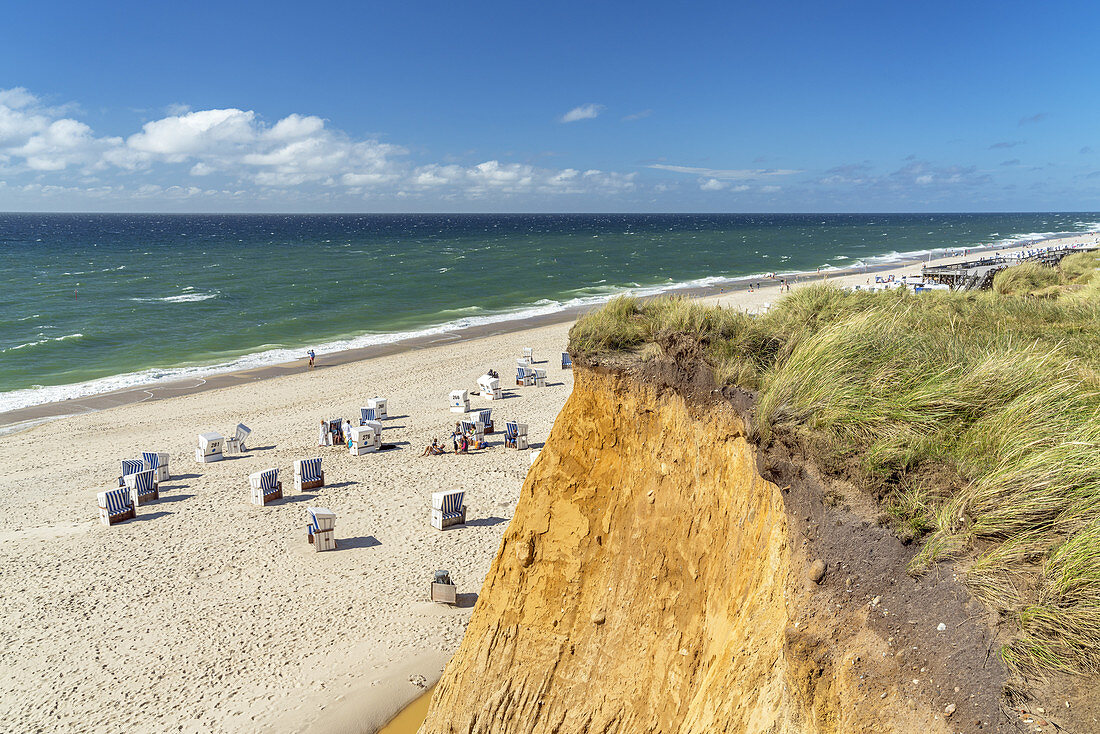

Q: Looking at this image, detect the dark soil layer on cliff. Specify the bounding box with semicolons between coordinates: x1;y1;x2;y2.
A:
571;287;1100;732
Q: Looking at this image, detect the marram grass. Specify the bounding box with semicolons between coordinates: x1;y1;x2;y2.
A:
570;274;1100;676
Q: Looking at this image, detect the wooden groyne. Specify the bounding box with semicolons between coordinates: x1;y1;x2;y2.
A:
921;245;1097;291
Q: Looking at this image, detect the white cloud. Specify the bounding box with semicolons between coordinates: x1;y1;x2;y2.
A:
622;109;653;122
560;104;604;123
700;178;727;191
0;86;642;205
650;163;801;179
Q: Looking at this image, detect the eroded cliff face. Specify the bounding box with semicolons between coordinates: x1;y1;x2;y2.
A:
418;367;971;734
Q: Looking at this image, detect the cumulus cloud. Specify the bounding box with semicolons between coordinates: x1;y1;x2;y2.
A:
560;104;604;123
0;86;640;203
649;163;801;179
699;178;727;191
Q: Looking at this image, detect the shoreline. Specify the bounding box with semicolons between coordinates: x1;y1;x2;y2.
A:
1;231;1086;434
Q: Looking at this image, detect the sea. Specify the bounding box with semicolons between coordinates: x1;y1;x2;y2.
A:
1;212;1098;414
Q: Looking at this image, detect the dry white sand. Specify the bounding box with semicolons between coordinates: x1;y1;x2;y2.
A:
0;234;1095;733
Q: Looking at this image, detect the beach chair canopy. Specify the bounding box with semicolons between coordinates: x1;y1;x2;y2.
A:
296;457;323;481
432;490;465;517
450;389;468;401
251;469;278;491
101;487;133;515
360;407;377;423
235;424;251;443
198;432;223;448
121;459;144;477
477;409;491;424
477;374;499;391
140;452;161;469
307;506;336;532
506;421;518;438
125;469;156;493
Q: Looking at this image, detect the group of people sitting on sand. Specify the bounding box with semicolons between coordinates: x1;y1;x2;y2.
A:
421;421;490;456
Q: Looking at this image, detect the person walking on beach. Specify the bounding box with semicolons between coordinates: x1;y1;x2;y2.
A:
308;349;316;369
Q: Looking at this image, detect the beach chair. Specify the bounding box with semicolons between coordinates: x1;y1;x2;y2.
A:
366;397;388;419
294;457;325;491
475;408;494;433
533;368;547;387
359;407;377;425
431;490;466;530
249;468;283;506
477;374;502;400
349;422;382;455
306;507;337;551
97;487;136;526
523;347;533;362
460;417;486;447
562;352;572;369
505;421;529;450
431;569;457;604
225;424;251;455
515;362;535;387
125;468;160;505
118;459;145;487
141;452;170;483
450;389;470;414
196;432;224;463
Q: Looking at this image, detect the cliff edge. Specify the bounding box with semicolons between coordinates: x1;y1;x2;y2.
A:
419;362;1013;733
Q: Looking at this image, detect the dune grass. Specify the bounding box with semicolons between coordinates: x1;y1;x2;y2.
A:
570;280;1100;675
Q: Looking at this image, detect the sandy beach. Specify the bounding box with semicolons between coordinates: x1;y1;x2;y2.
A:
0;233;1096;733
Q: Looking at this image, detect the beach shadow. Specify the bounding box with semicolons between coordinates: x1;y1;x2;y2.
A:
156;494;195;503
281;494;317;504
382;424;407;430
172;473;202;480
466;516;508;528
455;592;479;608
529;442;545;450
546;381;566;387
325;481;358;489
385;414;410;421
132;511;172;522
248;445;277;452
338;535;381;550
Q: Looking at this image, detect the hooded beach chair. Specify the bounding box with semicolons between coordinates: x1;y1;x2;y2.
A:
294;457;325;491
460;418;485;446
533;368;547;387
349;422;382;455
359;407;377;425
505;421;529;450
475;408;494;433
249;468;283;506
141;451;170;483
97;487;136;526
195;432;224;463
561;352;572;369
225;423;251;454
366;397;388;419
125;468;160;505
431;490;466;530
306;507;337;551
450;389;470;414
118;459;145;487
522;347;533;362
477;374;502;400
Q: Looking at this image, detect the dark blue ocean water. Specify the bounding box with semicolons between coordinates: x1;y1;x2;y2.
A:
1;212;1097;412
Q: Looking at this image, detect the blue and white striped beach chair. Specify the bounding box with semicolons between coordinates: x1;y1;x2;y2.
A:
476;408;493;433
294;457;325;491
249;468;283;506
430;490;466;530
505;421;529;450
118;459;144;487
97;487;137;526
307;506;337;550
125;468;159;505
360;407;377;425
141;451;170;483
562;352;572;369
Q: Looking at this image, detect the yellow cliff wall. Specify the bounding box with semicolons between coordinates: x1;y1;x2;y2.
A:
418;367;947;734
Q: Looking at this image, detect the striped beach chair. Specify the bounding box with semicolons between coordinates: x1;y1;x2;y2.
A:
97;487;136;526
118;459;144;487
476;408;494;433
505;421;529;450
294;457;325;491
359;407;377;425
125;468;160;505
431;490;466;530
307;507;337;551
249;468;283;506
562;352;572;369
141;451;170;483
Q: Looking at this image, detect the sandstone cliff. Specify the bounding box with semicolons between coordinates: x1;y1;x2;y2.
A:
418;364;1009;733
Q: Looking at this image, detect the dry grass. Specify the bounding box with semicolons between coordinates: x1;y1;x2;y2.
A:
570;268;1100;675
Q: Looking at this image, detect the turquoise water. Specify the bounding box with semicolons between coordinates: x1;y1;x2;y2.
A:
1;212;1097;412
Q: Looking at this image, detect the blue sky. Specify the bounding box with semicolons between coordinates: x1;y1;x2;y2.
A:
1;0;1098;212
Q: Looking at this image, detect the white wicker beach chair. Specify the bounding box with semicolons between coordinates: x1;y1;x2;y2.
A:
294;457;325;491
307;507;337;551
